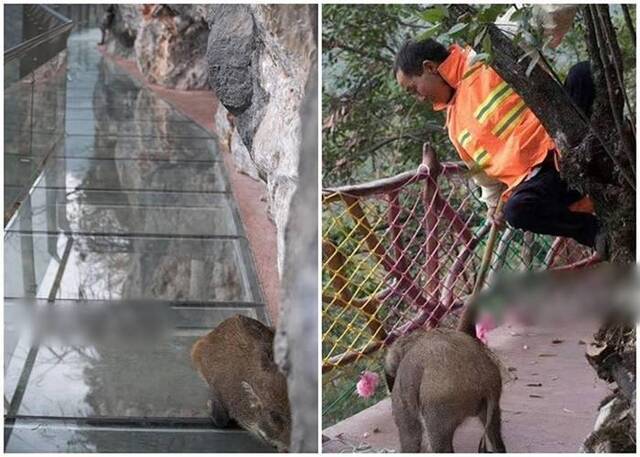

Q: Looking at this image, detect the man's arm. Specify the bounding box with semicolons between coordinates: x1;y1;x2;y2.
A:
472;170;507;226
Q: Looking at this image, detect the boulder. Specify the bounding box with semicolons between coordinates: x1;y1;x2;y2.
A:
134;5;209;89
104;5;209;89
104;5;140;59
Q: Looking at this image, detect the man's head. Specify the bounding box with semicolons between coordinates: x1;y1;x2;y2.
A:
394;39;454;106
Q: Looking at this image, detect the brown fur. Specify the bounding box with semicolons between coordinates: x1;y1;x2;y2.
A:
191;315;291;452
384;328;505;453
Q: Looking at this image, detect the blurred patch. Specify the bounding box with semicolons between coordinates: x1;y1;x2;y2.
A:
476;263;638;325
13;300;172;348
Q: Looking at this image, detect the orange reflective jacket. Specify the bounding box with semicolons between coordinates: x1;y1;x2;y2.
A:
434;44;556;193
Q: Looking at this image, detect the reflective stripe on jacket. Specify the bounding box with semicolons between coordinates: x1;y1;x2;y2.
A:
433;44;556;195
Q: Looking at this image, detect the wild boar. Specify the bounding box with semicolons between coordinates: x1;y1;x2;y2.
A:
191;314;291;452
384;328;505;453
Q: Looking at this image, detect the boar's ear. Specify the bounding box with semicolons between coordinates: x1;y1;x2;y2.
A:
241;381;262;409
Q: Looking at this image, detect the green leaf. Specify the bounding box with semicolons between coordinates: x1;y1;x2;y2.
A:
474;27;487;48
418;24;442;40
447;22;468;36
477;5;508;23
468;22;479;37
510;8;525;22
512;31;523;47
482;32;492;56
421;6;448;23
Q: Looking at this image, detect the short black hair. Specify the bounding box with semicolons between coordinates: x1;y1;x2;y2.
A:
394;39;450;76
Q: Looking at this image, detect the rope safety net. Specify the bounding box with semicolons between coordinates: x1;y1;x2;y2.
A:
321;146;596;421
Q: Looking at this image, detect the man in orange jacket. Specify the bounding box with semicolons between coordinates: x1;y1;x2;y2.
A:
394;38;606;256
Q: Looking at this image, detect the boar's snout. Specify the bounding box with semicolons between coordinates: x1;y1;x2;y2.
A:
242;381;291;452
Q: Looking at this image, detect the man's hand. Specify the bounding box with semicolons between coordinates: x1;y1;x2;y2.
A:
487;204;506;229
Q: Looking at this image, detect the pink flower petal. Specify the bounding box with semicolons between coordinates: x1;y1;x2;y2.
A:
356;371;379;398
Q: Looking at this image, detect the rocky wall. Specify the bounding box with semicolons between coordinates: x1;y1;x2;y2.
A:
104;5;140;59
207;4;317;274
274;61;318;452
104;5;209;89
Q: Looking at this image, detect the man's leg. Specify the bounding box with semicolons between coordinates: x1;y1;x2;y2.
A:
506;62;601;250
503;163;599;248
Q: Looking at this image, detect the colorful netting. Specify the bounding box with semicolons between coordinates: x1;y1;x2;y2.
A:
322;155;597;379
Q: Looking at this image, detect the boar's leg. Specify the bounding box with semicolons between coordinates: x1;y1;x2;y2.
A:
422;407;456;453
424;423;455;453
393;405;422;452
208;386;230;428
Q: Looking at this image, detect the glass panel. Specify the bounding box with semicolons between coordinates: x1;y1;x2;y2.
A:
6;418;276;452
4;11;68;221
5;13;269;452
4;154;42;187
59;141;218;161
37;158;228;193
65;107;201;123
4;298;268;414
5;186;24;214
65;119;213;139
5;233;258;302
63;134;218;159
6;188;240;237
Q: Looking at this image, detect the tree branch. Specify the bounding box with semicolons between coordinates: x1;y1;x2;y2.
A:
595;5;636;135
588;5;636;175
621;5;636;48
357;125;443;157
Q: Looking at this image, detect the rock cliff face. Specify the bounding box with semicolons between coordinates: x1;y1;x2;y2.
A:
104;5;140;59
104;4;317;275
104;5;209;89
208;5;317;274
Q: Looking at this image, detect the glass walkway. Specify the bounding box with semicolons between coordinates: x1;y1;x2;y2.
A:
4;22;273;452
